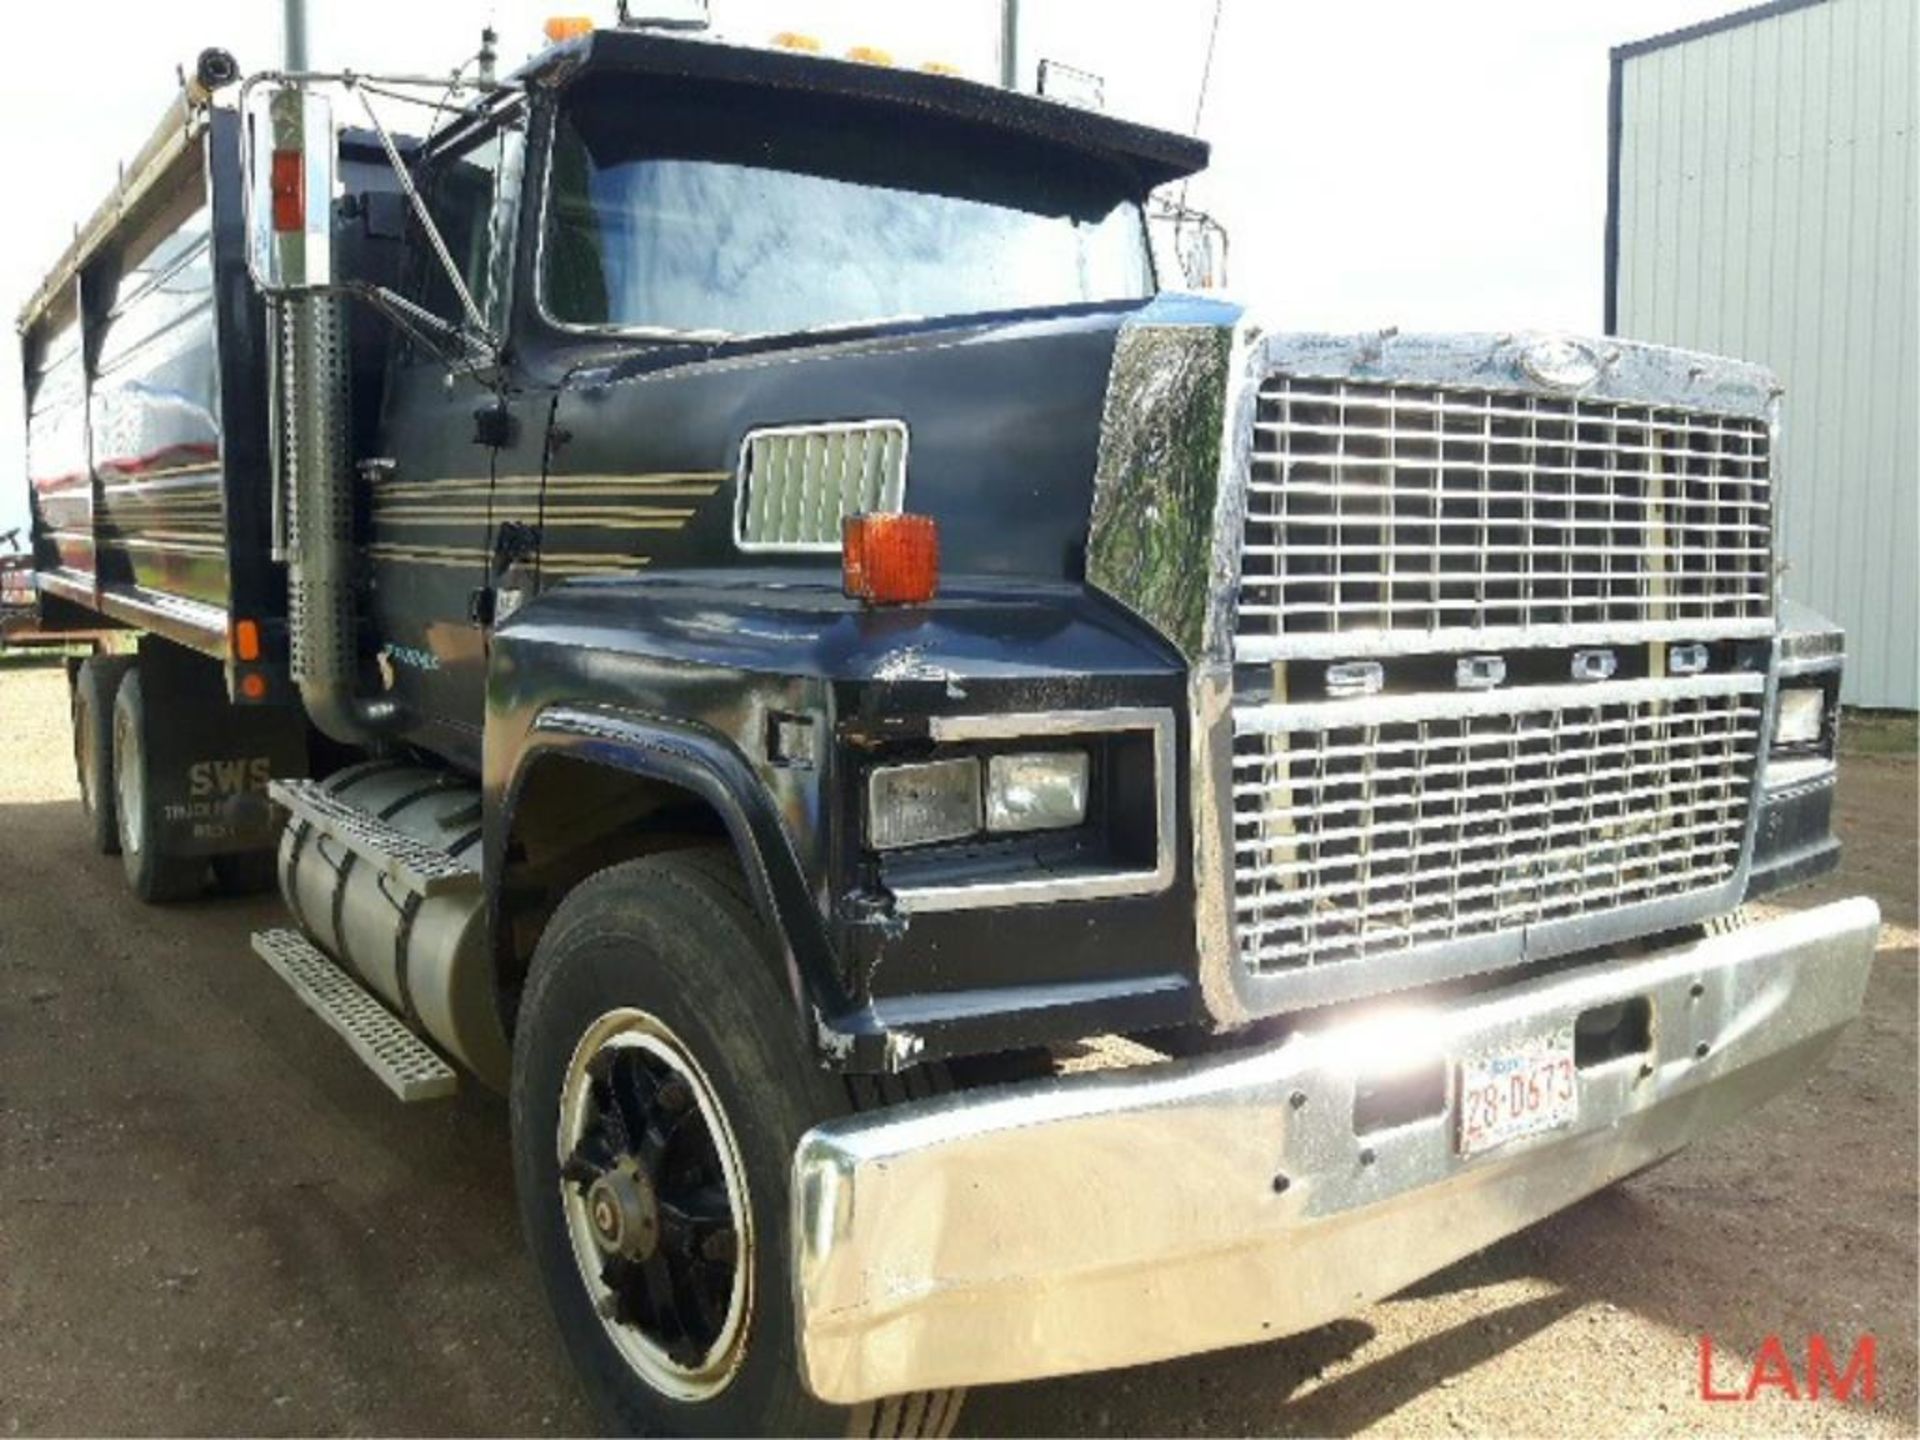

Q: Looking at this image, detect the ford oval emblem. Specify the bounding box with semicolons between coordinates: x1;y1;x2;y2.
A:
1519;335;1602;391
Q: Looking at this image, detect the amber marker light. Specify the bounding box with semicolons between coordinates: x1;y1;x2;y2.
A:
845;44;895;65
232;618;262;662
544;15;594;43
843;514;938;605
770;31;822;51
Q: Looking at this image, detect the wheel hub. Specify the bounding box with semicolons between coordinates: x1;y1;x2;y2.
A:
585;1158;659;1261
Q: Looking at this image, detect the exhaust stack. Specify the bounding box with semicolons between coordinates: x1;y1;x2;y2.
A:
281;298;400;745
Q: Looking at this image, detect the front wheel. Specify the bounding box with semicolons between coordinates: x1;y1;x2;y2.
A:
510;851;962;1437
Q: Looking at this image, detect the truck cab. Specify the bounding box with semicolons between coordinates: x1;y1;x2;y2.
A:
18;20;1879;1436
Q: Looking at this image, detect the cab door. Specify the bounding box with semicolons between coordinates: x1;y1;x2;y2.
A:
366;107;524;766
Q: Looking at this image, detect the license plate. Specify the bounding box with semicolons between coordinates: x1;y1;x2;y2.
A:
1455;1025;1578;1156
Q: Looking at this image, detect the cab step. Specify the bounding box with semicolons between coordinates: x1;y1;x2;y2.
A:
251;928;458;1102
268;778;479;899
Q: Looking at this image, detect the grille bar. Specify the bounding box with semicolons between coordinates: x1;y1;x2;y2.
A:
1238;377;1773;650
1229;679;1764;976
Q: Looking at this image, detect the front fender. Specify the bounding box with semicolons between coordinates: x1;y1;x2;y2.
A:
488;703;864;1059
483;574;1201;1070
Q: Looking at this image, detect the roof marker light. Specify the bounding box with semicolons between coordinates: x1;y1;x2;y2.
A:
845;44;895;65
770;31;822;52
544;15;594;43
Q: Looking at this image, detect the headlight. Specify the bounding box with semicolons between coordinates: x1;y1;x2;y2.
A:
986;751;1089;833
867;758;981;849
1774;687;1825;747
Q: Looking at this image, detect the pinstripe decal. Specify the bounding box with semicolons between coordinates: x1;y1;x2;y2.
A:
365;469;729;576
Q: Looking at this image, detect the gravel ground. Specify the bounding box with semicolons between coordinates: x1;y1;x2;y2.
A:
0;659;1913;1436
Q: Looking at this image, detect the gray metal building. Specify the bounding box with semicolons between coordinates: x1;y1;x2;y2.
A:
1607;0;1917;708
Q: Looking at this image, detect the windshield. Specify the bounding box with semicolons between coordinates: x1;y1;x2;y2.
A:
541;76;1155;337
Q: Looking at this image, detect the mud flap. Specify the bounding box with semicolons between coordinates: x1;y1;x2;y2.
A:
134;638;310;859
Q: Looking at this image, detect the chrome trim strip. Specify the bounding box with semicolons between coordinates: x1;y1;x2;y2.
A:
1265;330;1782;421
1235;671;1764;735
1237;616;1775;663
793;897;1879;1403
886;708;1177;914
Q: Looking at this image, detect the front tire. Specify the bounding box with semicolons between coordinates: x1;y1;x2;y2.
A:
510;851;962;1437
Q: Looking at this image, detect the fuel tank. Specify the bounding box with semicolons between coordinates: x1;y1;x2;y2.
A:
276;761;509;1088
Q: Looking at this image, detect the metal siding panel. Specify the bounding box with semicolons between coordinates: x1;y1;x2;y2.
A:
1717;24;1758;360
1626;57;1660;335
1696;30;1734;354
1867;0;1919;706
1662;44;1695;342
1617;60;1643;330
1838;0;1885;699
1616;0;1917;707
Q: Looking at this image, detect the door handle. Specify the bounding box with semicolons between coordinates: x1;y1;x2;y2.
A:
473;403;517;448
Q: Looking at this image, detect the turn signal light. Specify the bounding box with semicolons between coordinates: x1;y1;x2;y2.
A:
843;514;938;605
239;672;269;702
544;15;594;43
232;618;262;662
269;149;304;233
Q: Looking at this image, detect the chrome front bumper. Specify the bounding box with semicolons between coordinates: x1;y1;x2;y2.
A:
792;898;1879;1403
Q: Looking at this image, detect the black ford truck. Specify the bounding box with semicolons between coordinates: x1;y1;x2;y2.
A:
15;19;1879;1436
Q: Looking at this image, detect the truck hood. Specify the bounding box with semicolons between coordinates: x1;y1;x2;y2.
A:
538;298;1245;587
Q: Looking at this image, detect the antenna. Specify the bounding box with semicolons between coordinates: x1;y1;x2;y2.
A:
1191;0;1224;135
1178;0;1225;205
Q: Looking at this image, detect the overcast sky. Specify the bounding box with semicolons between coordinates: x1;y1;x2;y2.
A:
0;0;1739;534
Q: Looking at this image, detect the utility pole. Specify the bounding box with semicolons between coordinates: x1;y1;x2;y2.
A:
999;0;1019;90
283;0;309;69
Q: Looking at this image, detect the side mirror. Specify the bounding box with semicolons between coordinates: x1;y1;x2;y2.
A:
1148;199;1230;292
247;85;335;293
1178;213;1229;292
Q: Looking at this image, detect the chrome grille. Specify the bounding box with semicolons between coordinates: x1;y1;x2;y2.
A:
736;420;907;551
1238;378;1772;653
1230;676;1764;975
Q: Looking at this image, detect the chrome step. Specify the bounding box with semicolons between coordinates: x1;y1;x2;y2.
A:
251;928;458;1102
268;778;479;898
